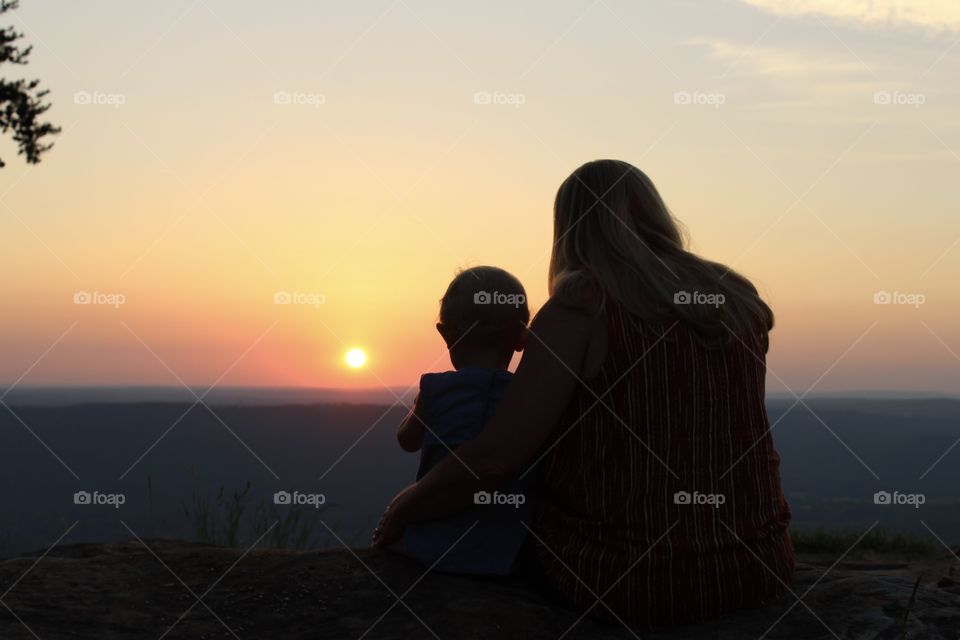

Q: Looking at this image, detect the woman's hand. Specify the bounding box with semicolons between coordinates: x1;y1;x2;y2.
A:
372;485;414;548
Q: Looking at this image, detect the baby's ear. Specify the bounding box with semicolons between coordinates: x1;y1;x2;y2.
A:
436;322;453;347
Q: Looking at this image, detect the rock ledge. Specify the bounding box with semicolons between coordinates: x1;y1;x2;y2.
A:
1;540;958;639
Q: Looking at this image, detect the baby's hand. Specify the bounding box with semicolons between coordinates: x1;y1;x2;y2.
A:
397;395;425;452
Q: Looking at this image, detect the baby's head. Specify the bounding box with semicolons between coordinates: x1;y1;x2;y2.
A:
437;266;529;370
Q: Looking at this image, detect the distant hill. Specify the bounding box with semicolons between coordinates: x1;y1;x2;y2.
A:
1;385;416;406
1;395;958;554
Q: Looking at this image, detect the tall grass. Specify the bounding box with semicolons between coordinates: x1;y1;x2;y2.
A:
182;481;343;550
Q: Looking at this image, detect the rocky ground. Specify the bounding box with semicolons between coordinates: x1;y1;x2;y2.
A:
1;540;958;639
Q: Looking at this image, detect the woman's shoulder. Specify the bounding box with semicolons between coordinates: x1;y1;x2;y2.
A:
534;288;604;326
529;297;605;355
544;273;605;317
529;296;609;381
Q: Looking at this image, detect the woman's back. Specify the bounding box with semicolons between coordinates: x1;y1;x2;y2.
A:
535;300;794;629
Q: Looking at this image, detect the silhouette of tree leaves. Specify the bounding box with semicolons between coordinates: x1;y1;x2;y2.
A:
0;0;59;168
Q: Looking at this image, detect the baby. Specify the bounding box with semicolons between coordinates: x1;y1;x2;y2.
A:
394;266;536;575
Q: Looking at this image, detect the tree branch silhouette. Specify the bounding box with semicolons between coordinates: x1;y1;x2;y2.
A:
0;0;60;168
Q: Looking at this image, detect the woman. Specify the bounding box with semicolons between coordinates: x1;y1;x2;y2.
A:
374;159;794;629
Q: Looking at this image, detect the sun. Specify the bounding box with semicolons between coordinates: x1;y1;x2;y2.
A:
344;348;367;369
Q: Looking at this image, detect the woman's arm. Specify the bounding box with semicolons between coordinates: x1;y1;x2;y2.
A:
374;298;596;546
397;394;425;452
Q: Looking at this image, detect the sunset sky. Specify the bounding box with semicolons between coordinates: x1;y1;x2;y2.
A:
1;0;958;394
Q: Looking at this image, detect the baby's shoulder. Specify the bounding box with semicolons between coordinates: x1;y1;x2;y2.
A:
419;368;511;404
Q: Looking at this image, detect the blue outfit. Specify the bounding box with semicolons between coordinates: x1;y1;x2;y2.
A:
399;367;536;575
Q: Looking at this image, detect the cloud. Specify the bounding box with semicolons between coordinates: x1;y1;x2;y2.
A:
683;38;914;120
687;37;870;79
735;0;960;32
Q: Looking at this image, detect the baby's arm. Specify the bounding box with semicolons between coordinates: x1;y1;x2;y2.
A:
397;394;426;452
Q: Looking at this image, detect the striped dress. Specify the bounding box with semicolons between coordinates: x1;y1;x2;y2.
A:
534;300;794;629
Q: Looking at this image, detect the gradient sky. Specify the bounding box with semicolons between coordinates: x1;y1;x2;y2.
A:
0;0;958;394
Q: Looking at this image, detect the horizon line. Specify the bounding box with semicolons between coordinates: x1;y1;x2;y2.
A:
2;384;956;399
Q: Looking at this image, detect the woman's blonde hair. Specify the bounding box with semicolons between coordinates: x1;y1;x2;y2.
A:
549;159;773;346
